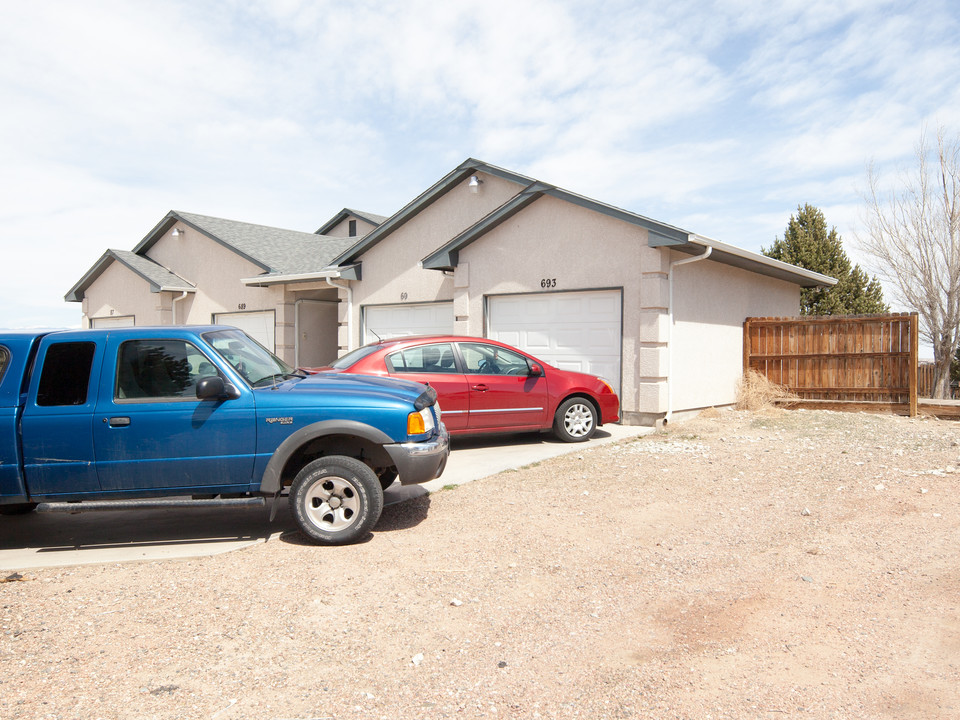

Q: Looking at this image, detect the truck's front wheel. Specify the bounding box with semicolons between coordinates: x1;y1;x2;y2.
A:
290;456;384;545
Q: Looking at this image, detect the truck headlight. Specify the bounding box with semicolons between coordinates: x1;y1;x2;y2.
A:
407;407;436;435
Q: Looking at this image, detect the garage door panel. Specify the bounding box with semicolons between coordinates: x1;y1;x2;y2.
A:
364;303;454;342
488;290;622;394
214;311;275;353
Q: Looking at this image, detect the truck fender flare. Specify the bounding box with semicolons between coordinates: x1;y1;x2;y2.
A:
259;420;394;496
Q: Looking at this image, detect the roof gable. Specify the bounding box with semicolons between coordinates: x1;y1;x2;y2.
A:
413;166;835;289
65;249;195;302
329;158;534;267
315;208;388;236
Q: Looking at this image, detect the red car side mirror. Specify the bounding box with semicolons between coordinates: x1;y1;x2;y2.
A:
529;363;543;377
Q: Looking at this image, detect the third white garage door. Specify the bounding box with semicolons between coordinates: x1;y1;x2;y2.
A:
487;290;622;393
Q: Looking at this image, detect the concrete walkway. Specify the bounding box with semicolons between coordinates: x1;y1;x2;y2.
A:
0;424;652;572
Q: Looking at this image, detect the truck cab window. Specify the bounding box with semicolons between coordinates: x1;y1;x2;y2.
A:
37;342;96;406
0;346;9;384
116;340;212;400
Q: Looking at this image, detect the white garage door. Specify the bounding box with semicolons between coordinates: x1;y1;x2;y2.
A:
363;303;454;343
487;290;622;393
91;315;135;328
214;310;276;352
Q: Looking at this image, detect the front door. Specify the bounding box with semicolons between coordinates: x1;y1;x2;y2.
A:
94;337;256;492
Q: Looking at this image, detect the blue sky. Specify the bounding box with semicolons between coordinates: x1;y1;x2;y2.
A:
2;0;958;329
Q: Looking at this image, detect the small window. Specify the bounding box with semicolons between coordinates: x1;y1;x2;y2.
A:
37;342;96;406
0;346;10;385
348;219;357;237
459;342;530;376
386;343;456;374
116;339;215;400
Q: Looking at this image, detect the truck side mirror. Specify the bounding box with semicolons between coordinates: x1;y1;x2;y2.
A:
196;376;237;400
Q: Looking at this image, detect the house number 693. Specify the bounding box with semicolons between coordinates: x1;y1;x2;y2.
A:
540;278;557;288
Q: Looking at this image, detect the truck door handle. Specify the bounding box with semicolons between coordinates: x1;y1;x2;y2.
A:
107;417;131;427
471;384;488;392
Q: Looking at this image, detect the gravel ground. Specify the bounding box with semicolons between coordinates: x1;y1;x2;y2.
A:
2;408;959;720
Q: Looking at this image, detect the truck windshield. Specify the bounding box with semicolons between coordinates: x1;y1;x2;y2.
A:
203;329;302;387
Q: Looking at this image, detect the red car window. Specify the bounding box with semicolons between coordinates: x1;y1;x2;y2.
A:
386;343;457;374
459;343;530;376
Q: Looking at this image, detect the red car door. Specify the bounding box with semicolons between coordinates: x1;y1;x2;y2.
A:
457;342;549;430
383;342;470;431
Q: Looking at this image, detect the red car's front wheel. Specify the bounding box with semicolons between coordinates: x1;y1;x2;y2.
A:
553;398;597;442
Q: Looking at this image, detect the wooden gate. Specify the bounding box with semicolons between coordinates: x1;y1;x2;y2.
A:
743;313;918;416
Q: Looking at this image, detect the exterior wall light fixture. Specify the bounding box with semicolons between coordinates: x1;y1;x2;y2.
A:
468;175;483;193
171;228;185;238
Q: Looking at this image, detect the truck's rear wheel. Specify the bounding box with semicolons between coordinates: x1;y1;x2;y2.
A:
289;456;383;545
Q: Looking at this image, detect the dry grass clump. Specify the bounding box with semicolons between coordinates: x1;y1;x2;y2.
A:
735;369;798;411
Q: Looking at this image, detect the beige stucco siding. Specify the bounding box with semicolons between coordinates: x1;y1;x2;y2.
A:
325;216;378;238
670;259;800;411
348;171;523;348
146;227;283;325
83;260;169;326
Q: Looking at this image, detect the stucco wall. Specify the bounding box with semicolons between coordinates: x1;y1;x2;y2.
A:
83;260;169;326
670;258;800;411
325;215;378;238
82;225;289;355
347;171;524;349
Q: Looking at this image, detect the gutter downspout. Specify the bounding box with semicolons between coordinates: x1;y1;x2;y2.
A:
171;291;189;325
665;243;712;425
325;277;353;352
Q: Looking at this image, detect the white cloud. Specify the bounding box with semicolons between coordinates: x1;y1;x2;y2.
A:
1;0;959;327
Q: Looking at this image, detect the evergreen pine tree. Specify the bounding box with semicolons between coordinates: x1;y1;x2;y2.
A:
763;204;887;315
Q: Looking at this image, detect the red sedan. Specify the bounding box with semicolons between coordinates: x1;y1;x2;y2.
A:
319;336;619;442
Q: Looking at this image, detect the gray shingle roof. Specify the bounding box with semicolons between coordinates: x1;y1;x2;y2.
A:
65;249;195;302
159;211;359;274
68;210;364;302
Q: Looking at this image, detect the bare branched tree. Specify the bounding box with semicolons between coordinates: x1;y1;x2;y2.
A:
858;126;960;398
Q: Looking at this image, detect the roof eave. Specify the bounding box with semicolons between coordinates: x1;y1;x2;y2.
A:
241;268;346;287
679;235;838;288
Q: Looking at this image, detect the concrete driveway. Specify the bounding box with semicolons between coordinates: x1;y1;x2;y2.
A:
0;424;651;572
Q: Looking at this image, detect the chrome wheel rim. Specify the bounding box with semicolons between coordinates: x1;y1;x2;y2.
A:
563;402;594;437
304;476;360;533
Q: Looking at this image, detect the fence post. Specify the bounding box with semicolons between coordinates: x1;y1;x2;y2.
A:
743;318;752;375
909;313;918;417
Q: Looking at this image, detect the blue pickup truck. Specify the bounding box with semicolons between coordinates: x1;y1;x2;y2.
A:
0;326;449;545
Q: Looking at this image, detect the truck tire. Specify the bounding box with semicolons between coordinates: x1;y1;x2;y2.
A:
553;397;597;442
290;456;384;545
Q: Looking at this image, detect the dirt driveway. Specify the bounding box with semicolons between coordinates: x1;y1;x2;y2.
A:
2;408;958;719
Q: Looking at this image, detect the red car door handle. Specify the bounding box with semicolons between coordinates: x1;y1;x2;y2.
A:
471;384;488;392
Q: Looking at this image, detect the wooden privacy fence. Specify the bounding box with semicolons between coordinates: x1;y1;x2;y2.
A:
743;313;918;416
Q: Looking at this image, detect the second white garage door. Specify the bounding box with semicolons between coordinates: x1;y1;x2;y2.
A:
213;310;276;352
363;302;454;343
487;290;622;393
